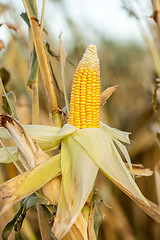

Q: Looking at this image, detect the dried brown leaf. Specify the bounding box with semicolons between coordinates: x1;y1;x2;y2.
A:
59;32;67;69
125;163;153;178
152;79;160;121
100;85;118;107
155;160;160;205
37;204;52;240
29;17;60;116
88;204;96;240
0;115;49;168
59;33;69;112
64;212;88;240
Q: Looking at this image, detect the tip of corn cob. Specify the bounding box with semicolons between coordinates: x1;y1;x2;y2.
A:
68;43;101;129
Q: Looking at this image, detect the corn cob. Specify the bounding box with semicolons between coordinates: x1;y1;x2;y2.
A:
68;44;101;128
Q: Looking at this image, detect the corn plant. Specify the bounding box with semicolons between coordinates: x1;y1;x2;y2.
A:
0;1;160;240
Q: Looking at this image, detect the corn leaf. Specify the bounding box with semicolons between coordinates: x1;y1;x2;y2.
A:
20;12;30;27
2;91;19;120
2;194;49;240
0;153;61;214
27;46;39;87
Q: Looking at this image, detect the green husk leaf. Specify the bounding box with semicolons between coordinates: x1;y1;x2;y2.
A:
52;135;98;239
114;139;134;179
73;128;148;204
100;122;130;144
0;122;77;152
0;146;18;163
73;128;160;223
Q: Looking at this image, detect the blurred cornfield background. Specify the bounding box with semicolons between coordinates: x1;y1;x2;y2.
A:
0;0;160;239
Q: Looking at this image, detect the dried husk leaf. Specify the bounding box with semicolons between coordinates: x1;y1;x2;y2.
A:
64;212;88;240
42;176;61;205
100;85;118;106
125;163;153;178
0;115;49;168
113;179;160;223
88;204;97;240
59;33;69;113
37;204;51;240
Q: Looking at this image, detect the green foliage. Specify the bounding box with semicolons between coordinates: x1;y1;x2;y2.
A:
2;91;19;119
2;194;50;240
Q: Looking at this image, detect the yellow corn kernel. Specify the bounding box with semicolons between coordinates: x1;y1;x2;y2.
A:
68;43;101;128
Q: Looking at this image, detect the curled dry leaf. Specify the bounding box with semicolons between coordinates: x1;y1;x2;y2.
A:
0;115;49;169
0;40;5;51
100;85;118;107
125;163;153;178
